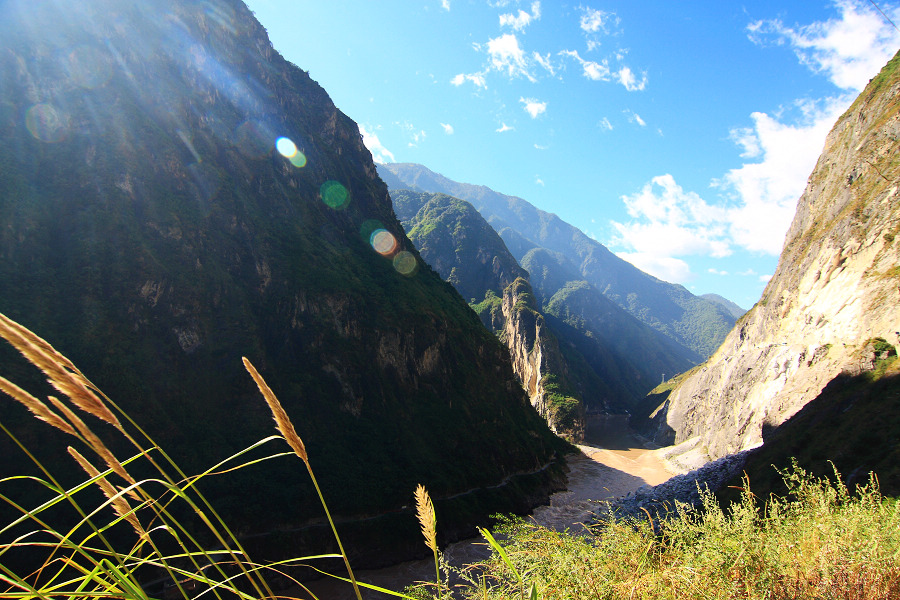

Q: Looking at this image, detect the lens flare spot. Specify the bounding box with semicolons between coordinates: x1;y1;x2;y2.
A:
289;152;307;168
360;219;384;241
276;136;297;157
321;180;350;210
370;229;398;256
393;251;417;275
25;103;67;143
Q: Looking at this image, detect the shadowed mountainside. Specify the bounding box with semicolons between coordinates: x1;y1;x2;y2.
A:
0;0;567;567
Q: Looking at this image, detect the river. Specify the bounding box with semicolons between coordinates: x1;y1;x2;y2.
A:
289;415;673;599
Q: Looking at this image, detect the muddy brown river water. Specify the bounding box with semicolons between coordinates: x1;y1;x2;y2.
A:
291;415;673;599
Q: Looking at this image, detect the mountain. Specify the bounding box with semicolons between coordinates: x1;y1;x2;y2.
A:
377;162;738;362
392;189;585;438
0;0;567;566
646;51;900;471
701;294;745;320
392;190;528;304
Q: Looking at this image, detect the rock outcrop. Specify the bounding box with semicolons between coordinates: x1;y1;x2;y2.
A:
654;52;900;461
391;190;585;439
500;278;585;441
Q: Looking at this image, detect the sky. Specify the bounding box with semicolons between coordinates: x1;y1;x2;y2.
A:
243;0;900;309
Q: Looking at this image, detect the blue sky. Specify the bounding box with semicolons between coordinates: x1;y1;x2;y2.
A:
244;0;900;308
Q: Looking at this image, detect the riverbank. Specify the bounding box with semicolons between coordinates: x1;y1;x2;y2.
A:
295;423;676;599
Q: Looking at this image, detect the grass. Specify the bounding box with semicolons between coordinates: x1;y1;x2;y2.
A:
448;465;900;599
2;311;899;600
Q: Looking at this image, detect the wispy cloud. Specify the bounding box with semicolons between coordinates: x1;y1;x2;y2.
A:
624;109;646;126
714;97;846;254
520;97;547;118
713;0;900;255
598;117;613;131
748;0;900;91
580;6;611;33
441;0;450;10
441;122;454;134
535;176;545;186
611;1;900;284
610;175;731;283
496;122;514;133
359;124;395;164
395;120;426;147
532;51;556;75
615;66;647;91
579;6;620;51
534;143;548;150
487;33;536;81
499;1;541;31
560;49;610;81
450;71;488;88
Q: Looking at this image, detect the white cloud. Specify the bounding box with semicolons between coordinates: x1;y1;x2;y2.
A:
395;120;427;147
580;6;610;33
616;253;694;284
711;1;900;255
487;33;535;81
748;0;900;92
615;66;648;91
598;117;613;131
496;122;514;133
441;0;450;10
532;51;556;75
759;274;773;284
500;1;541;31
708;268;729;276
520;97;547;118
534;143;548;150
359;124;395;163
612;174;732;257
441;123;454;134
560;49;610;81
535;177;545;186
450;71;488;88
738;268;758;276
624;109;646;126
715;96;849;254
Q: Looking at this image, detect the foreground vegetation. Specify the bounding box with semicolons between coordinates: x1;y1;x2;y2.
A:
2;312;899;600
444;467;900;600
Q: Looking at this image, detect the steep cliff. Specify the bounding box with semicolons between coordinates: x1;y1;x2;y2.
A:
388;186;696;413
499;279;585;441
392;190;585;438
0;0;566;565
653;51;900;464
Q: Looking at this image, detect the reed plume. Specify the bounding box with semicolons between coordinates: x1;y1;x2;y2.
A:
242;356;362;600
0;312;120;428
0;375;76;436
48;396;138;496
68;446;145;538
415;484;441;595
241;356;307;462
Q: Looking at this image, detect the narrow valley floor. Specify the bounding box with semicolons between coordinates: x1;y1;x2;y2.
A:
294;417;675;599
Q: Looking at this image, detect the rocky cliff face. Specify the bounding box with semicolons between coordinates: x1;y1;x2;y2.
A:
654;52;900;464
500;279;585;441
0;0;566;566
391;190;584;439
